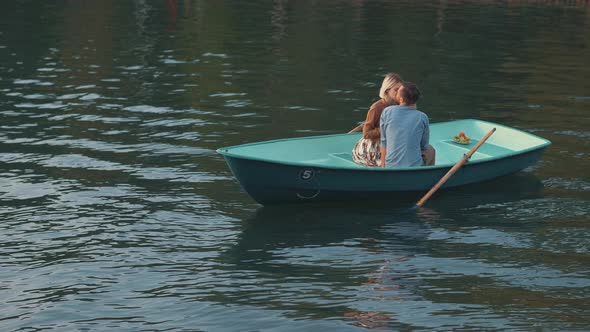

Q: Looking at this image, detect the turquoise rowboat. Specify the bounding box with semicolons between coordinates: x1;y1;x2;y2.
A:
217;119;551;205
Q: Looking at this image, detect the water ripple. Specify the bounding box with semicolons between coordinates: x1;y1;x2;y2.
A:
1;1;589;331
15;102;66;109
555;130;590;138
26;137;211;156
0;176;77;200
465;198;590;221
542;177;590;191
123;105;175;114
41;154;129;171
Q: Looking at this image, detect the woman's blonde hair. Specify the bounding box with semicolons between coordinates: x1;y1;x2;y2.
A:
378;73;403;99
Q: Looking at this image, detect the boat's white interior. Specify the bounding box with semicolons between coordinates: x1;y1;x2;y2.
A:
221;120;550;169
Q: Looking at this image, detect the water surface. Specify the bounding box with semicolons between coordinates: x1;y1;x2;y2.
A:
1;1;589;331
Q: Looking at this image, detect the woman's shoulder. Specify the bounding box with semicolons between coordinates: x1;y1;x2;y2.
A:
368;99;389;116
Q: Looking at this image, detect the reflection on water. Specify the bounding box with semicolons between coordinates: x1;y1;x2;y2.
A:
227;206;432;329
1;0;589;331
226;183;589;330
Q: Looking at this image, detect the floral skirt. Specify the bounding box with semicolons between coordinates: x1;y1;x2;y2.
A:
352;138;382;167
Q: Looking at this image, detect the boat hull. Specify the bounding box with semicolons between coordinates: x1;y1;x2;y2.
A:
223;146;548;205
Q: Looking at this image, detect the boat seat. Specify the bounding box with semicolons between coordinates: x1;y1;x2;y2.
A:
434;140;513;165
328;152;366;167
324;141;515;167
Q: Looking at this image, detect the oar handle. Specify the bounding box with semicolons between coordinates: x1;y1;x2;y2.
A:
348;122;364;134
415;127;497;208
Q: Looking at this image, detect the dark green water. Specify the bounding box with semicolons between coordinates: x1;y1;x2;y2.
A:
1;1;589;331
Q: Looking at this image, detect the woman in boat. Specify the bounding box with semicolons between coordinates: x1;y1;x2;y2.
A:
351;73;403;167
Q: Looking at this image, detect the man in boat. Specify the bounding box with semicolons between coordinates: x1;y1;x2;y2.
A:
379;82;436;167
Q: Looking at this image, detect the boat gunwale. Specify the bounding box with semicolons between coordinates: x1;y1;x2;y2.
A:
216;119;552;172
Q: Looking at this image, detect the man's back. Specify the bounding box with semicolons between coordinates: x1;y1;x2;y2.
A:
380;105;430;167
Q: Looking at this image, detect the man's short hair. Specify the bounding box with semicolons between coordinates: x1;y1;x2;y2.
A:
399;82;421;104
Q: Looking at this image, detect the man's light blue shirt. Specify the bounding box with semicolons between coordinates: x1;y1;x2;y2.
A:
380;105;430;167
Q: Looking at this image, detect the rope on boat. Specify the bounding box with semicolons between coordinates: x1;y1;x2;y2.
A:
296;186;321;200
296;168;321;200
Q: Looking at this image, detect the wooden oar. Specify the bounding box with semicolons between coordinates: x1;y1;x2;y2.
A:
348;122;364;133
414;128;497;209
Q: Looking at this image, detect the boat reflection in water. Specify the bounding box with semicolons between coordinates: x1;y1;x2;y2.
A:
220;173;544;329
